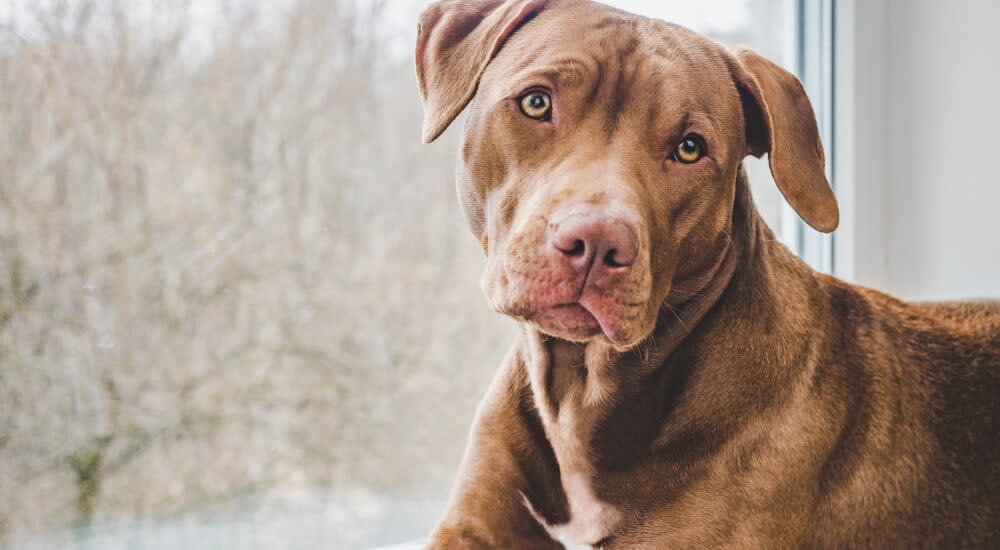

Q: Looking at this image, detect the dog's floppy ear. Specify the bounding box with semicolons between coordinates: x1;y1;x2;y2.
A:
729;47;839;233
415;0;549;143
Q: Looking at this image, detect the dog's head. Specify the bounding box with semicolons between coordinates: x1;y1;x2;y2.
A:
416;0;838;349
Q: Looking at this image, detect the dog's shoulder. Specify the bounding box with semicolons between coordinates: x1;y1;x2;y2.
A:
808;279;999;545
816;277;998;425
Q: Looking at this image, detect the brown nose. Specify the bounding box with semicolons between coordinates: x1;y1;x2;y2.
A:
549;211;638;279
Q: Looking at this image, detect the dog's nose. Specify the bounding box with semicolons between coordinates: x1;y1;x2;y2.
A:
549;212;638;277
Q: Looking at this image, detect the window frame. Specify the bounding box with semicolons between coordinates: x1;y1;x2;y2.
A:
783;0;836;274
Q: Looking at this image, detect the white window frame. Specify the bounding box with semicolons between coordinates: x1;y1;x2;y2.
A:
784;0;836;274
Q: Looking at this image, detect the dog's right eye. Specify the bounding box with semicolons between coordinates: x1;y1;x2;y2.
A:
672;135;706;164
519;91;552;120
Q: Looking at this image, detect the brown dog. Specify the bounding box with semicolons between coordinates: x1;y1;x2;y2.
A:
415;0;1000;547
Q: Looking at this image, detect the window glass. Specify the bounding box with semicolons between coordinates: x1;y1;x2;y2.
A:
0;1;807;549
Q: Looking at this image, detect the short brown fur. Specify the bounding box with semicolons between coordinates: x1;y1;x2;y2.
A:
414;1;1000;548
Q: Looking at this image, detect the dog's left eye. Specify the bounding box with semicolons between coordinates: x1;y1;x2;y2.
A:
519;91;552;120
672;135;706;163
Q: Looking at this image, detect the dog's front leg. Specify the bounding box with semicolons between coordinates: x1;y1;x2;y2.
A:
426;358;564;550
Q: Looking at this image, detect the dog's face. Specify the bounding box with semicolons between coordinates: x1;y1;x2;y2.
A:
417;0;838;349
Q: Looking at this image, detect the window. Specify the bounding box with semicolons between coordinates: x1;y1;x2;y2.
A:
0;1;834;549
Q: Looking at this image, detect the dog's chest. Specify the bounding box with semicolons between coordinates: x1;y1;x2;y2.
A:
545;403;623;547
525;349;623;546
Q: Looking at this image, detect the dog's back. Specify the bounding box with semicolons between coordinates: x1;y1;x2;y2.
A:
916;299;1000;332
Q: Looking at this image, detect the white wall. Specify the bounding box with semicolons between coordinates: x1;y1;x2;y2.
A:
835;0;1000;301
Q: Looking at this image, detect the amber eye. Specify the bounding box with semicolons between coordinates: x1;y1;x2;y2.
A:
519;91;552;120
672;135;705;163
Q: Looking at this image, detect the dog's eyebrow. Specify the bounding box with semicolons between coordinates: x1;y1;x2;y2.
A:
675;110;722;141
512;56;599;90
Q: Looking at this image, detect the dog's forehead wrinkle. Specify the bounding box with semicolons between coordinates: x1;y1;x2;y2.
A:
507;56;599;96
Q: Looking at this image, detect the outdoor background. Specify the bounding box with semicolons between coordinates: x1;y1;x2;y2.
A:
2;0;996;549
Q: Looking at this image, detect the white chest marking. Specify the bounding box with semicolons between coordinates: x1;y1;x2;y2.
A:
527;372;622;546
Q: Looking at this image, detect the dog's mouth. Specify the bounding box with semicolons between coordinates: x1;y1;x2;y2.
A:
528;301;632;346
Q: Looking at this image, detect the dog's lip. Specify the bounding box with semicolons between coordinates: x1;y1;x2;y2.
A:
526;301;634;346
576;299;626;345
533;302;598;325
529;302;602;339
